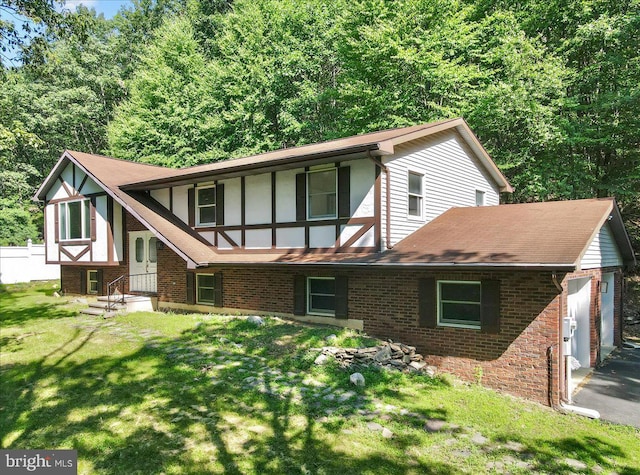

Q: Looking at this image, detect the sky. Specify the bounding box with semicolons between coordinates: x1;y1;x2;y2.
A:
1;0;134;67
63;0;135;19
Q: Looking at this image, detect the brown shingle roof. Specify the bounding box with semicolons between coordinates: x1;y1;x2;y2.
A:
120;118;512;192
48;151;218;266
381;198;633;268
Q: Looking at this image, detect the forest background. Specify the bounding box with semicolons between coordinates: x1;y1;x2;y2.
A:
1;0;638;259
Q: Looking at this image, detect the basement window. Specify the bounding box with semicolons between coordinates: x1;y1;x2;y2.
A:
87;270;98;294
307;277;336;316
437;281;481;328
196;274;216;305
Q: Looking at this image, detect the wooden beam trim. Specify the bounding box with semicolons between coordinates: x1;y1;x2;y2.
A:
339;220;375;249
60;245;91;262
218;230;240;249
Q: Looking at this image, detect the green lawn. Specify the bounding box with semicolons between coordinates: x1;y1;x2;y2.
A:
1;281;639;474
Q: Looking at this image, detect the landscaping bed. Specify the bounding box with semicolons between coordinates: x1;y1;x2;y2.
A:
1;281;639;474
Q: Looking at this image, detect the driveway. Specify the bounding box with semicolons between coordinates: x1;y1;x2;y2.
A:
573;347;640;428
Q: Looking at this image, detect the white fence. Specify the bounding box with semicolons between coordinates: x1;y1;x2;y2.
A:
0;239;60;284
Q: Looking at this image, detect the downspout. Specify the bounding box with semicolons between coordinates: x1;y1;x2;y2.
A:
551;271;600;419
367;152;392;249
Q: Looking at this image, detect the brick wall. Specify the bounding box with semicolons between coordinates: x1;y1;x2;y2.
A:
160;265;562;405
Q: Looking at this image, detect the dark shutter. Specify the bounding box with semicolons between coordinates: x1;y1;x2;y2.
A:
216;184;225;226
338;166;351;218
188;188;195;227
214;273;223;307
293;275;306;315
90;198;97;241
481;280;500;334
296;173;306;221
335;275;349;319
80;270;87;295
54;204;59;243
418;278;437;328
97;269;104;295
186;273;195;304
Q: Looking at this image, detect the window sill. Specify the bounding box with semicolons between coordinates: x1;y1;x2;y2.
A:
437;322;481;330
60;239;91;244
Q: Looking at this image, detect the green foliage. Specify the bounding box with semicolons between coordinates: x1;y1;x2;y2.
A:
107;17;223;167
0;206;39;245
0;0;638;253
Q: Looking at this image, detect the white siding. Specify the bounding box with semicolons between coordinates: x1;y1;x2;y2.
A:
46;181;67;201
223;178;242;226
310;226;335;248
245;174;271;225
275;169;298;223
150;188;171;209
93;195;109;261
580;223;623;269
276;227;305;248
173;185;190;224
382;130;500;247
345;159;375;218
245;229;272;249
77;170;102;195
218;230;241;250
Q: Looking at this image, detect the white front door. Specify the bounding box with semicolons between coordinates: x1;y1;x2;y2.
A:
129;231;158;293
568;277;592;368
601;273;615;349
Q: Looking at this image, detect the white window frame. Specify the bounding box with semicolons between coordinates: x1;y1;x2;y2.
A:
475;190;486;207
307;168;338;220
87;270;98;294
196;185;216;227
407;171;424;219
59;198;91;241
437;280;482;329
196;273;216;305
307;277;336;316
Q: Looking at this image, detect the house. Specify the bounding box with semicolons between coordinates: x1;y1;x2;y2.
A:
34;118;636;406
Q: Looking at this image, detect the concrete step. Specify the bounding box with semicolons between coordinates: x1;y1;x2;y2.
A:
88;302;127;311
81;307;106;316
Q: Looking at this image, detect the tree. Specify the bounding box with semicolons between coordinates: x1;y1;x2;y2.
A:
107;16;222;167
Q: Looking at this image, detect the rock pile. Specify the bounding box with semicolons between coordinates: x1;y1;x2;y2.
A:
315;340;436;375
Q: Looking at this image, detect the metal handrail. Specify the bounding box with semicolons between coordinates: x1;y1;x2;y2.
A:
107;274;127;311
106;273;158;311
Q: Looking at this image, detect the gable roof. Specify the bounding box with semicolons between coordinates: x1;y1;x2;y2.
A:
35;151;218;267
119;118;513;192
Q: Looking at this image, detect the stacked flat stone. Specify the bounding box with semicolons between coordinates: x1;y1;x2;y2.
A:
315;340;436;375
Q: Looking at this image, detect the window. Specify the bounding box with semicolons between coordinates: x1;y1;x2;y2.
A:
438;281;481;328
308;169;337;219
408;172;423;217
87;270;98;294
196;186;216;226
196;274;216;305
307;277;335;316
475;190;485;206
59;199;91;240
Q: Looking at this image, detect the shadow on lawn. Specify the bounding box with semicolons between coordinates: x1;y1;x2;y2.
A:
1;316;637;474
1;318;457;474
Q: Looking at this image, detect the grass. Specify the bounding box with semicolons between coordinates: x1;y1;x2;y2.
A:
1;281;639;474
